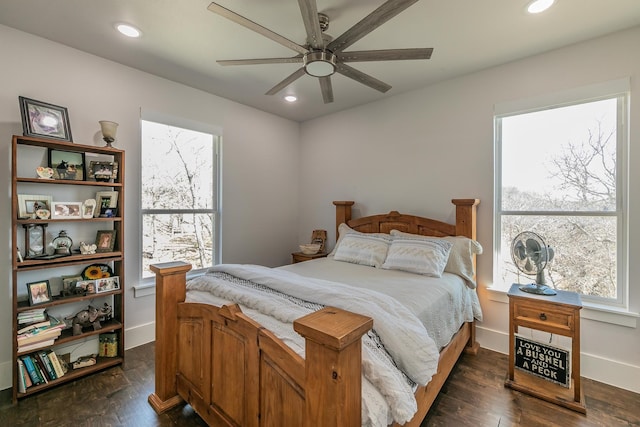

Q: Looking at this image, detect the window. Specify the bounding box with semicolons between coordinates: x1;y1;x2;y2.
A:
141;118;220;279
494;80;628;307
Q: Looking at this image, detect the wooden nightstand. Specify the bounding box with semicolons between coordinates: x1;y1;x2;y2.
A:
291;252;328;264
505;283;585;413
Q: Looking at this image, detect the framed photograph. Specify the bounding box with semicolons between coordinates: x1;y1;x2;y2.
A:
17;194;53;219
51;202;83;219
96;276;120;294
19;96;73;142
95;191;118;218
82;199;97;219
77;279;97;295
26;280;52;306
88;161;118;182
95;230;116;253
48;149;85;181
61;275;84;297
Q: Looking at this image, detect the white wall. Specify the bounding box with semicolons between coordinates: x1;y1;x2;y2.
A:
0;25;300;390
298;26;640;393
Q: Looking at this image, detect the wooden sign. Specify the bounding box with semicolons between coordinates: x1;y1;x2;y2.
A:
514;335;570;387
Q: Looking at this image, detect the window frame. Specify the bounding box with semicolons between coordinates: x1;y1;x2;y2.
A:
139;111;222;284
493;79;629;309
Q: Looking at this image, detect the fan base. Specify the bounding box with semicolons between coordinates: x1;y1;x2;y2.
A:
519;283;557;296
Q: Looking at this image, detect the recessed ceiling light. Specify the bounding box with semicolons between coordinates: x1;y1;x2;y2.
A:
284;95;297;103
527;0;555;14
115;23;142;38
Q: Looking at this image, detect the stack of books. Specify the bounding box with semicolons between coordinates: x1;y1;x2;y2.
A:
17;308;47;325
17;349;67;393
17;314;65;353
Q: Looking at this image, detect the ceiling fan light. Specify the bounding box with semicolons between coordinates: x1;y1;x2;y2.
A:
284;95;297;102
304;51;336;77
527;0;555;14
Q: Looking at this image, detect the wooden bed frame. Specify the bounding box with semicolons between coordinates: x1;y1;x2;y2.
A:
148;198;480;427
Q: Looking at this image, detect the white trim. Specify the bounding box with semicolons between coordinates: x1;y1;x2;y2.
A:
477;325;640;394
124;321;156;350
133;282;156;298
494;77;630;116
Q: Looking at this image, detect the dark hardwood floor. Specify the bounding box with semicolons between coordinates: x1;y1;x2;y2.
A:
1;343;638;426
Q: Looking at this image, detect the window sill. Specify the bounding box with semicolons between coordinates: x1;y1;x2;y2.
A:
486;286;639;328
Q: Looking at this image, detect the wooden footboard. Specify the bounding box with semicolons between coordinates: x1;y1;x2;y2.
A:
149;261;373;427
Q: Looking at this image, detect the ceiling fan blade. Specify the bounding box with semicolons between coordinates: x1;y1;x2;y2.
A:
218;56;304;66
297;0;324;49
338;48;433;62
327;0;419;53
265;67;307;95
319;76;334;103
336;63;392;93
208;2;308;55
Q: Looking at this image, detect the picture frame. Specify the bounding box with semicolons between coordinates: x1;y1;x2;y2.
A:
48;149;85;181
17;194;53;220
95;191;118;218
88;161;118;182
96;276;120;294
51;202;83;219
82;199;97;219
27;280;52;306
95;230;116;253
19;96;73;142
77;279;97;295
61;274;84;297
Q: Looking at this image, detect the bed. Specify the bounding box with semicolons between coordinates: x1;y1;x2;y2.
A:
148;198;481;427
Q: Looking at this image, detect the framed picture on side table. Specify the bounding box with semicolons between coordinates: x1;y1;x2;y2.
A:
19;96;73;142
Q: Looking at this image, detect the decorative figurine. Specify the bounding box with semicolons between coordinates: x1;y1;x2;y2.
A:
80;242;97;255
68;303;113;336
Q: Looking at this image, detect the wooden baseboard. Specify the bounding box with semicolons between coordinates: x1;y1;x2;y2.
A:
148;393;183;414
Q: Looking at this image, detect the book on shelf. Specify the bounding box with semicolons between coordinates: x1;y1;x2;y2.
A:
17;319;53;334
18;338;57;353
46;350;65;378
17;327;62;346
35;351;57;381
31;356;49;384
20;355;44;386
17;359;28;393
17;308;47;324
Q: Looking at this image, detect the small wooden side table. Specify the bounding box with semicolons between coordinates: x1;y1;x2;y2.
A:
505;283;586;414
291;252;328;264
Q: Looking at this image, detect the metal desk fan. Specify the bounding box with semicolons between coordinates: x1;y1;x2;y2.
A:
511;231;557;296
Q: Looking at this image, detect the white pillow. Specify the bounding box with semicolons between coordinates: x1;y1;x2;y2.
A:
390;230;482;288
329;223;390;256
332;232;391;268
382;235;453;277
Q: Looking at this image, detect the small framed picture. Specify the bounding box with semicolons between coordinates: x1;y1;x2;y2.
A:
19;96;73;142
48;149;85;181
96;276;120;294
95;191;118;218
82;199;97;219
61;275;84;297
17;194;52;219
26;280;52;306
88;161;118;182
51;202;83;219
95;230;116;253
77;279;97;294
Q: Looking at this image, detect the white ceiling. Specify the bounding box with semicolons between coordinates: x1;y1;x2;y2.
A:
1;0;639;122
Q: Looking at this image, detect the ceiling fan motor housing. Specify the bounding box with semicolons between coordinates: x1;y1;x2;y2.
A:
303;51;337;77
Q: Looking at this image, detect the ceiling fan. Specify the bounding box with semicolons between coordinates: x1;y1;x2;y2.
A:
207;0;433;103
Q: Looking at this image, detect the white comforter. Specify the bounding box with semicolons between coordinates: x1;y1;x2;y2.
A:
186;264;440;426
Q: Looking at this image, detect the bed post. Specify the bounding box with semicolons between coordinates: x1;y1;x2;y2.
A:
294;307;373;427
333;201;354;239
148;261;192;414
451;199;480;355
451;199;479;240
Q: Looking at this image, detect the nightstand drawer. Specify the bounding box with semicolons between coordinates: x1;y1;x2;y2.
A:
513;303;574;333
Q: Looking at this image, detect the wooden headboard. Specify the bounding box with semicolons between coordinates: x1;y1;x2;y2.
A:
333;199;479;240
